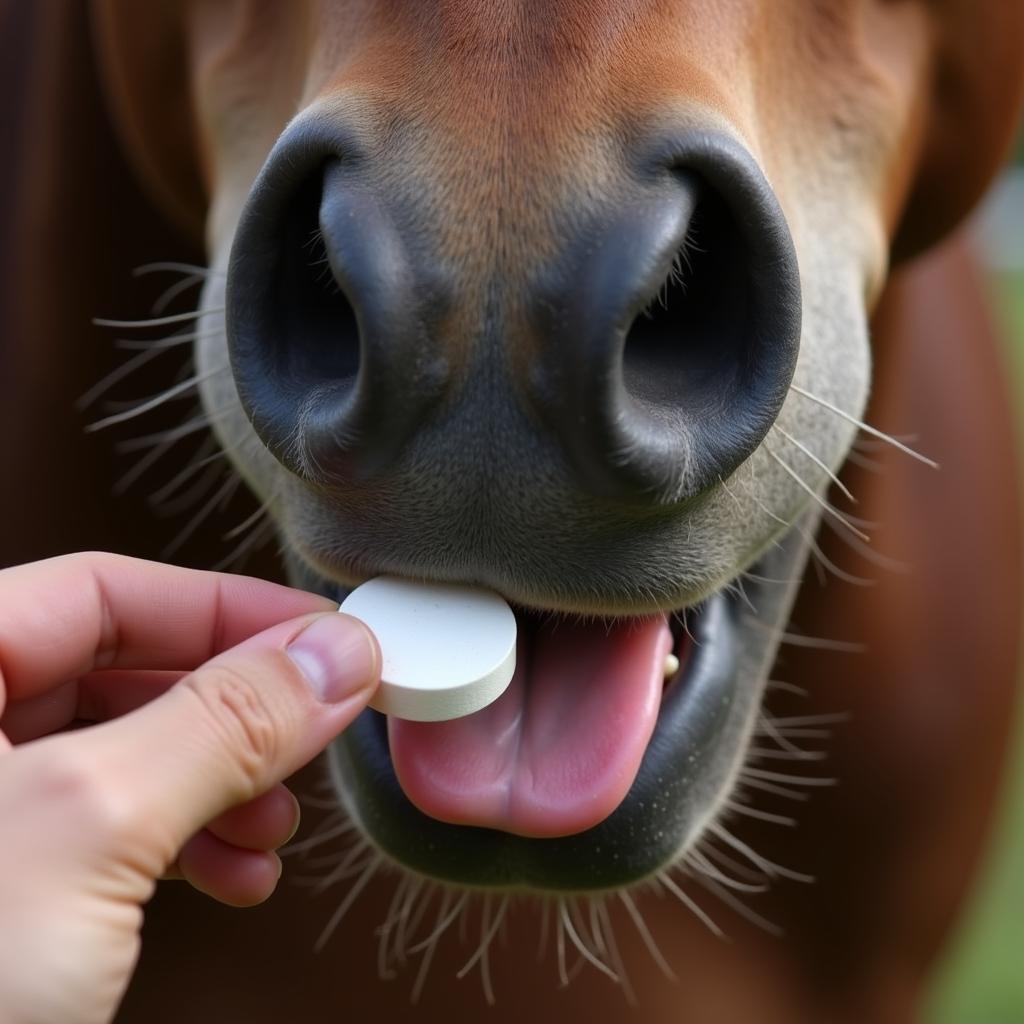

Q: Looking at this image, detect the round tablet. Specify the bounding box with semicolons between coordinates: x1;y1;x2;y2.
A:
339;576;517;722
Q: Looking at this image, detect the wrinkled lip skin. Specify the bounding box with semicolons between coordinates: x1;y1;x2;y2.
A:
291;523;811;891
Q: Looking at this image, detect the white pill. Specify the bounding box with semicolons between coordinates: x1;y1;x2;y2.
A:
339;576;517;722
663;652;680;679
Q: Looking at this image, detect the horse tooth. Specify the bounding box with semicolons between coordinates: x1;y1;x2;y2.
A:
664;653;680;679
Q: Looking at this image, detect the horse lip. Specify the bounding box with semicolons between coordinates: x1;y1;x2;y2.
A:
316;527;808;890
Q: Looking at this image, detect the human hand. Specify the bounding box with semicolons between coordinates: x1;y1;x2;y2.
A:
0;553;380;1024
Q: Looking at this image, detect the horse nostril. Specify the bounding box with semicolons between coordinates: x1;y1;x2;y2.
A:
275;170;361;392
531;131;801;504
226;121;447;482
622;184;745;420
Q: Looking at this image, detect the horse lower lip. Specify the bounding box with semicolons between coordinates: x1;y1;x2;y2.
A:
307;528;814;889
322;583;743;887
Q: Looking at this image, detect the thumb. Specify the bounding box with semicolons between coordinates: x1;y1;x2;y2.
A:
73;611;380;868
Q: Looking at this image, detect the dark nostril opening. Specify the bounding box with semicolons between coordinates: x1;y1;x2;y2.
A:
277;168;362;388
529;131;801;504
621;183;745;417
228;157;369;479
228;119;446;482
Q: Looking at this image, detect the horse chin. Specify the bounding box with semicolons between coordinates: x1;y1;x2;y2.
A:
284;518;814;893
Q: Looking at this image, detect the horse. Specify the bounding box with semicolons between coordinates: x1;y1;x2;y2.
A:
2;2;1022;1021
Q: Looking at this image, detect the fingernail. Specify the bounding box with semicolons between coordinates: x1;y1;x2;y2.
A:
286;614;379;703
282;791;302;846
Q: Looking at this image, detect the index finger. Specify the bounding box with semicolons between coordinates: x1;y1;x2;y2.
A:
0;552;335;706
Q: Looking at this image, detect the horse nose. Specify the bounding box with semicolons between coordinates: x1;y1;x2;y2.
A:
226;122;449;481
529;132;801;502
227;120;799;498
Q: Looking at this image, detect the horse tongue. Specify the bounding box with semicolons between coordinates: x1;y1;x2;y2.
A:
387;614;672;838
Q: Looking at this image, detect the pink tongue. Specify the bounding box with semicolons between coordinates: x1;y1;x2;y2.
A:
388;614;672;838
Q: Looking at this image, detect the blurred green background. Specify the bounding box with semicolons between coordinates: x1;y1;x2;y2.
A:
928;141;1024;1023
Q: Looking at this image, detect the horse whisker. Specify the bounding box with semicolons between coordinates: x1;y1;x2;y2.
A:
763;712;851;727
698;840;772;884
113;432;195;496
774;630;865;653
818;513;909;572
763;679;811;698
222;491;277;541
132;261;223;279
314;855;382;953
302;837;372;892
799;524;876;587
455;894;507;1005
727;776;808;801
708;823;814;883
767;446;870;544
685;849;771;892
408;891;467;956
650;871;723;939
212;519;276;572
594;900;637;1005
789;384;939;469
757;715;831;756
739;766;835;787
617;889;678;976
722;799;797;827
152;274;208;314
771;425;856;503
687;870;783;936
410;891;465;1004
162;474;241;558
280;817;357;858
85;365;228;432
76;344;174;410
148;440;221;503
93;306;224;330
152;459;227;517
559;899;619;984
116;412;218;454
115;329;221;352
746;747;826;762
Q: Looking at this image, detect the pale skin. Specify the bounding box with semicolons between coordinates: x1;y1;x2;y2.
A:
0;553;382;1024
